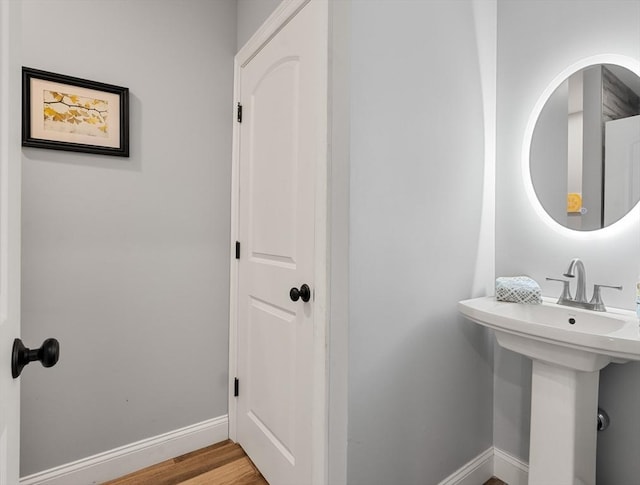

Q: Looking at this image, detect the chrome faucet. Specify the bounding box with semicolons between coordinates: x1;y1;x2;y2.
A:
546;258;622;312
563;258;587;303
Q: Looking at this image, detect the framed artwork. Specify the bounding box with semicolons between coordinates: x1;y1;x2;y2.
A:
22;67;129;157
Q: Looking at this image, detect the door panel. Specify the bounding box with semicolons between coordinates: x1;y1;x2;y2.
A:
247;298;296;455
249;60;299;263
235;1;325;484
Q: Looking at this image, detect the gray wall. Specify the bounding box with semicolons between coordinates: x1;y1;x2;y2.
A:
530;80;569;227
236;0;282;50
495;0;640;482
347;1;494;483
581;65;604;230
20;0;236;476
236;1;495;483
327;1;351;483
29;0;638;482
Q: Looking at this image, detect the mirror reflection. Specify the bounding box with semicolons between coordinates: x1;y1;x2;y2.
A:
530;64;640;231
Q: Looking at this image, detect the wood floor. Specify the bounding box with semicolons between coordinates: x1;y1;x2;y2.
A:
484;478;507;485
103;440;507;485
103;440;268;485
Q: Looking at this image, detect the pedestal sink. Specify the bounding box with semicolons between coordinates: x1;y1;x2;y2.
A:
459;296;640;485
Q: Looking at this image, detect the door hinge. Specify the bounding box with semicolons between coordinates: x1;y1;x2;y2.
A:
235;241;240;259
236;103;242;123
234;377;239;397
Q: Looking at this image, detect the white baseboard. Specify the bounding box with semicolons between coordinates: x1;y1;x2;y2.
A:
19;419;529;485
437;446;529;485
493;447;529;485
437;447;494;485
20;415;229;485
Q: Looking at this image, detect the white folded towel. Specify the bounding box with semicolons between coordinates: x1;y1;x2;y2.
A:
495;276;542;304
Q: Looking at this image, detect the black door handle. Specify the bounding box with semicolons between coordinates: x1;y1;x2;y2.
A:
289;284;311;302
12;338;60;378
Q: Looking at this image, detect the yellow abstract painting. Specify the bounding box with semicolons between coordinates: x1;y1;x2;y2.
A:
43;90;108;138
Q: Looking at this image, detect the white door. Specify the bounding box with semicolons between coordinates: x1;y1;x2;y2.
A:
604;115;640;226
0;0;22;482
235;2;326;484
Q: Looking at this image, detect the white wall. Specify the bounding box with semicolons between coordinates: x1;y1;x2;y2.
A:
347;1;494;483
495;1;640;482
20;0;236;476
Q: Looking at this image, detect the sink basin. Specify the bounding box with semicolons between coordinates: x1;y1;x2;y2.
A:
459;296;640;485
459;296;640;371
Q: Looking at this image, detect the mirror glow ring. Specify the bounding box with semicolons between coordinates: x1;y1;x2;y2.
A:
522;54;640;239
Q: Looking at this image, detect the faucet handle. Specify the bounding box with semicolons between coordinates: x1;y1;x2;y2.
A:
589;284;623;312
546;277;572;303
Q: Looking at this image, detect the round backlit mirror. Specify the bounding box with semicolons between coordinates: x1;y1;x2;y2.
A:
529;63;640;231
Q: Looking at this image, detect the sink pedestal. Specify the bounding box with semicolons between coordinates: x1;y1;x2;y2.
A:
459;297;640;485
529;361;599;485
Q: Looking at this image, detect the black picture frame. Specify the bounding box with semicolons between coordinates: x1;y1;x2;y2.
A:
22;67;129;157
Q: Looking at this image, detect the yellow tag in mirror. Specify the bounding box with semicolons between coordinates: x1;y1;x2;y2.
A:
567;192;582;213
